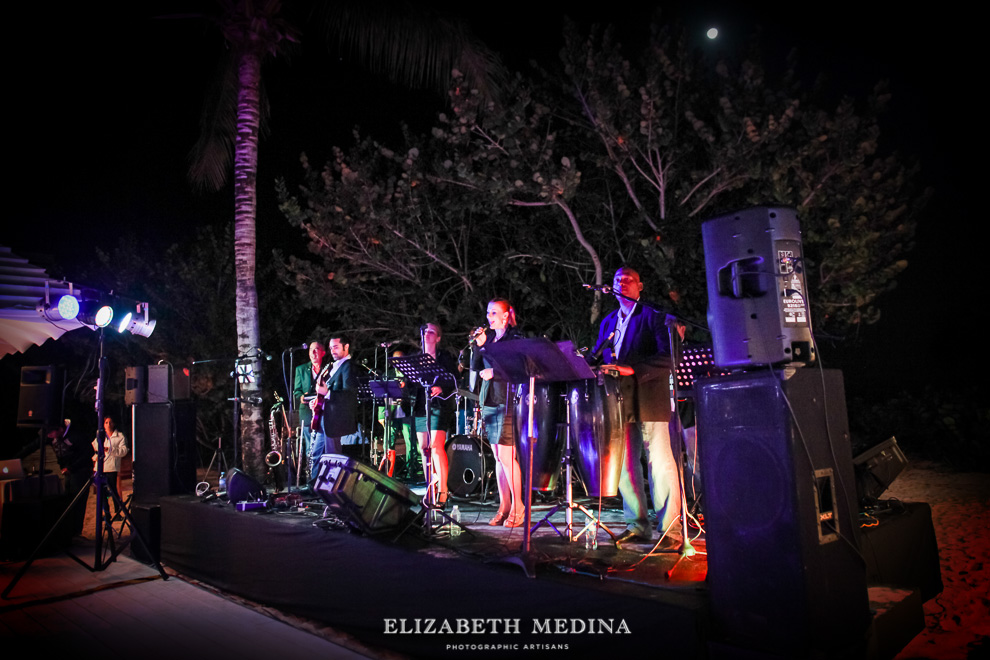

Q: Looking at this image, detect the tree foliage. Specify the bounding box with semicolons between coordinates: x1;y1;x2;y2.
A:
281;14;929;350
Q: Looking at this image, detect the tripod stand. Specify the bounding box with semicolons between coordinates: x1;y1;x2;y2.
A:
3;330;167;599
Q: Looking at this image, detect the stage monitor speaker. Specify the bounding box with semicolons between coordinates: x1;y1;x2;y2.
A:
702;206;815;368
226;468;266;503
17;365;63;428
697;368;870;656
125;366;147;406
314;454;421;534
131;402;197;503
853;436;908;505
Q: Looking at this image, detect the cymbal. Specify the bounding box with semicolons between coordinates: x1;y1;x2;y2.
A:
457;388;479;401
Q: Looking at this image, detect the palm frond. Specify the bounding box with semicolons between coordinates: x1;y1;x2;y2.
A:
320;2;506;101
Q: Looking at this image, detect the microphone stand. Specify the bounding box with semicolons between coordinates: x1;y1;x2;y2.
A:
193;349;267;472
598;288;701;562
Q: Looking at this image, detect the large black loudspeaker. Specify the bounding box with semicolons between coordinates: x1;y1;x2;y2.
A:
697;369;870;656
124;366;147;406
126;364;189;405
131;402;197;503
702;206;814;368
17;365;63;428
314;454;420;534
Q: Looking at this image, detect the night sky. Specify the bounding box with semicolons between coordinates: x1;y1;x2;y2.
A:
4;2;973;401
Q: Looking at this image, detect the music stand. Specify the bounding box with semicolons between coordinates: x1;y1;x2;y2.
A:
369;379;405;476
481;337;591;576
388;353;466;537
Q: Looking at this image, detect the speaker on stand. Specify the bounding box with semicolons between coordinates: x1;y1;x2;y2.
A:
699;206;869;656
702;206;815;369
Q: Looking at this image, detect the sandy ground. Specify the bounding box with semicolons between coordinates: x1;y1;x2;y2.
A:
884;461;990;659
69;458;988;659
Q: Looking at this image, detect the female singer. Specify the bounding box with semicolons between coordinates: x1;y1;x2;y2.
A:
414;323;457;507
470;299;525;527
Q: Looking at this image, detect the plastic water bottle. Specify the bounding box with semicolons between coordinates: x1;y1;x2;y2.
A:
219;471;227;492
450;505;461;537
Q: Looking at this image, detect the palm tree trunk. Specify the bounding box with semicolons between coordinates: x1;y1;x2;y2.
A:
234;48;264;479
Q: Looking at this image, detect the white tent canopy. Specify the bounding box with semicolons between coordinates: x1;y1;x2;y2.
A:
0;246;90;358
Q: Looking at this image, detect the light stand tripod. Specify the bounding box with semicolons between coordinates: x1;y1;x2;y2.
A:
201;434;231;490
3;329;167;599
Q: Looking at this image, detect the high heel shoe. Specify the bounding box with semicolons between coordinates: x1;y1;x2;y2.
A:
503;513;525;528
488;511;509;526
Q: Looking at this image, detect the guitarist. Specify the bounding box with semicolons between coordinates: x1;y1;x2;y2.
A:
310;335;359;473
293;341;326;481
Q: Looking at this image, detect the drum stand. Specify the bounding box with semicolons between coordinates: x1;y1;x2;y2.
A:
531;405;615;543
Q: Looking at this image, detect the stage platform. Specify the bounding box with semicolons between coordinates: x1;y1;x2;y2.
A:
155;477;937;660
161;490;709;658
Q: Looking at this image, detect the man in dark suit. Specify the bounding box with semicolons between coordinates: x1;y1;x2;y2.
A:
596;267;681;546
311;335;358;471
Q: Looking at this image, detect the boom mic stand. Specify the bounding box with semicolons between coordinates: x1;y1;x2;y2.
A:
3;329;167;599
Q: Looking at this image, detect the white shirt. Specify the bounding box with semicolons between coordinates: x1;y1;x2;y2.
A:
93;430;129;473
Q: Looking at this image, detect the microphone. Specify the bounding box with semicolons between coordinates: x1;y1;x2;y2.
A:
379;341;395;348
285;343;308;353
590;331;615;361
583;283;612;294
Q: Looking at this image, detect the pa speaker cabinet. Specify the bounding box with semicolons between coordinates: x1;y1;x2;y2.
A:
147;364;171;403
17;365;63;428
124;366;147;406
697;369;870;656
702;206;814;368
131;402;197;503
314;454;420;534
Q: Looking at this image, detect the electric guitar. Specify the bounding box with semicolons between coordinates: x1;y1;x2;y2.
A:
309;362;333;432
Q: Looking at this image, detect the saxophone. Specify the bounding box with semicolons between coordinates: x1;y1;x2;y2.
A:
266;393;283;467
